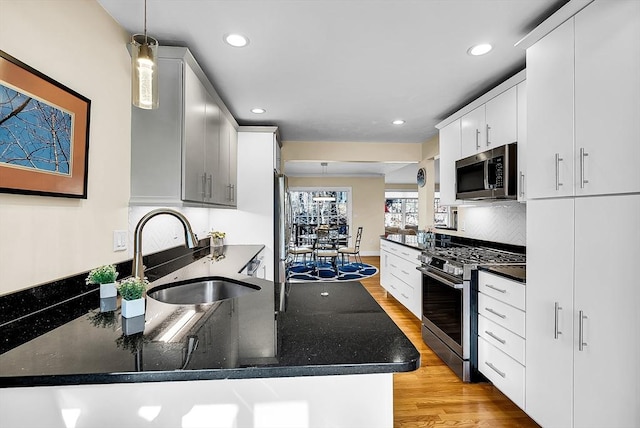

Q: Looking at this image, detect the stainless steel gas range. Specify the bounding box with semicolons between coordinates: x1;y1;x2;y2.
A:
417;241;525;382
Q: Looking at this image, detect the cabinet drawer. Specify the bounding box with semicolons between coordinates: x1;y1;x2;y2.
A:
387;274;414;305
478;293;525;337
478;271;525;310
478;337;525;410
478;314;525;365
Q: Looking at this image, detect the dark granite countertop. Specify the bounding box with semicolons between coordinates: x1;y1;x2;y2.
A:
0;245;419;387
478;265;526;283
380;234;426;251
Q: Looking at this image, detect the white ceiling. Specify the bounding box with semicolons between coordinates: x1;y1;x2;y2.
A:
97;0;566;182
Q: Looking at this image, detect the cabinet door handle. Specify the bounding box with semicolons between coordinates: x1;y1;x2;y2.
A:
578;310;588;351
519;172;525;197
485;307;506;319
207;174;212;199
554;302;563;339
475;129;481;150
486;124;491;146
484;284;507;294
555;153;564;190
485;330;506;344
401;270;410;276
580;148;589;189
201;174;207;198
230;184;235;202
485;361;506;378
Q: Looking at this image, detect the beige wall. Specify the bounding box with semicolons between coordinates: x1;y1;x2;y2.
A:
0;0;131;294
287;176;385;255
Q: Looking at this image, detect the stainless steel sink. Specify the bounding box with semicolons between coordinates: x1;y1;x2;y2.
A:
147;276;260;305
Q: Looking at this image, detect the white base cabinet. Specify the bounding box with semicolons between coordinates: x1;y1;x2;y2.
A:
380;239;422;319
477;270;526;409
526;194;640;428
0;373;393;428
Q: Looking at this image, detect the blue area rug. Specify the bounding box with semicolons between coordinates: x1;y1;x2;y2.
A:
287;261;378;282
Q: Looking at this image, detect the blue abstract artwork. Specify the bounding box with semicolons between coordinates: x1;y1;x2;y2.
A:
0;83;72;175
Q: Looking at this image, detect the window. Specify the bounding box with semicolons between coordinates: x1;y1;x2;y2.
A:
290;188;351;244
385;191;418;228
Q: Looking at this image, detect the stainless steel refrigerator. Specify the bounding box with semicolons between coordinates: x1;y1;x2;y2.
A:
274;172;291;310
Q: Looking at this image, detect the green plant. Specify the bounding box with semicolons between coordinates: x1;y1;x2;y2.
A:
86;264;118;285
208;230;226;239
118;277;147;300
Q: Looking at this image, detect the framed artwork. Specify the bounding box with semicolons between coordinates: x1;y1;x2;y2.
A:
0;50;91;198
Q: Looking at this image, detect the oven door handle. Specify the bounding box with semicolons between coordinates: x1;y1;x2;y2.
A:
417;266;463;290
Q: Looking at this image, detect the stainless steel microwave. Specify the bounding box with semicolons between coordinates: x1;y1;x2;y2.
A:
455;143;517;200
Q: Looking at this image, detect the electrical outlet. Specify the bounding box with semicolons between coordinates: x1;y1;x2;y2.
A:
113;230;128;252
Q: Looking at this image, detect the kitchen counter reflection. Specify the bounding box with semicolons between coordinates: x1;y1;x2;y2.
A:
0;245;419;387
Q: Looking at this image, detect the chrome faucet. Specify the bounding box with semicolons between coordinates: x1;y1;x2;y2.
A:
133;208;199;280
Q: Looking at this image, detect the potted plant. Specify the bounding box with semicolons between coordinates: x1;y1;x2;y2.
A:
208;230;226;248
118;277;148;318
86;264;119;298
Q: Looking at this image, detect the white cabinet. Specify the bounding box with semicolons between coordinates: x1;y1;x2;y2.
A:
438;119;461;206
526;0;640;199
379;239;421;319
477;270;526;409
131;47;238;207
214;115;237;206
516;81;527;201
526;195;640;428
460;105;486;158
460;87;517;159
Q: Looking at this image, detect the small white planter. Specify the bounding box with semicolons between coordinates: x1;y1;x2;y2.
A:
99;282;118;298
121;297;145;318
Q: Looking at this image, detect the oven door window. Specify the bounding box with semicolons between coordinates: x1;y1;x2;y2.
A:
423;274;463;347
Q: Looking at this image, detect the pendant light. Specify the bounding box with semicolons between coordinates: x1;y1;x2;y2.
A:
131;0;159;109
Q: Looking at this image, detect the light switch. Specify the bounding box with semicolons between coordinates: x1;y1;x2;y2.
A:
113;230;128;252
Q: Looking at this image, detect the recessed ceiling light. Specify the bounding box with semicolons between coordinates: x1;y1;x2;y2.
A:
392;119;405;125
251;108;266;114
224;33;249;48
467;43;493;56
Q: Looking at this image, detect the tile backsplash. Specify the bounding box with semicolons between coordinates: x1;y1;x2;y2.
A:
128;206;211;257
455;202;526;246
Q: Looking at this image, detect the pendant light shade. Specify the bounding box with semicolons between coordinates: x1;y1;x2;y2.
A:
131;0;158;109
131;34;158;109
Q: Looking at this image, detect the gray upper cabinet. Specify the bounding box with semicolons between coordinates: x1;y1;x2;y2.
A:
131;46;238;207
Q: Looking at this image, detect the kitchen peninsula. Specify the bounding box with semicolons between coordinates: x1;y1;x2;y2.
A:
0;244;419;427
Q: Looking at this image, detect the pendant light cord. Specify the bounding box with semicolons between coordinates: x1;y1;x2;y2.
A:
143;0;148;43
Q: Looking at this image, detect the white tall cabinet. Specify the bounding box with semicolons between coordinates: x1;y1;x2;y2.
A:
527;195;640;428
524;1;640;427
526;0;640;199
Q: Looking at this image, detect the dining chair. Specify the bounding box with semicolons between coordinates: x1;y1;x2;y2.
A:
313;227;339;274
338;226;363;265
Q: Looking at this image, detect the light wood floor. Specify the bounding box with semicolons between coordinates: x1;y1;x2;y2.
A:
357;256;539;428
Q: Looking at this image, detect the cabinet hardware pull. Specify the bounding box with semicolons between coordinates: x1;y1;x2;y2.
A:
401;252;410;257
401;293;409;299
207;174;212;199
475;129;481;150
485;361;506;378
555;153;564;190
485;307;506;319
580;148;589;188
390;263;397;268
554;302;563;339
230;184;235;202
486;124;491;146
401;270;409;275
578;310;588;351
519;172;525;197
485;284;507;293
201;174;207;197
485;330;506;344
